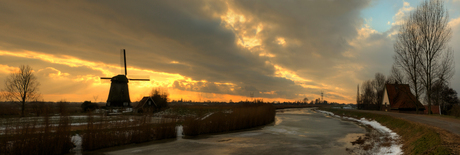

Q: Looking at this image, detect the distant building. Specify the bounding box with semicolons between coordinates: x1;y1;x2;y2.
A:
382;84;425;113
134;97;158;113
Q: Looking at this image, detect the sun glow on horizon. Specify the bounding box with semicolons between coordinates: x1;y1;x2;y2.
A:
0;50;305;103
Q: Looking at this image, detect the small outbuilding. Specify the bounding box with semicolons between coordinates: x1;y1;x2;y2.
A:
382;84;425;113
134;97;158;113
424;105;441;114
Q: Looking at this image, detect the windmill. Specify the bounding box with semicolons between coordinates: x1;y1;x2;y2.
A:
101;49;150;107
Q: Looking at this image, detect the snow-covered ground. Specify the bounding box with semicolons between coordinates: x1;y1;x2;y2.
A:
317;110;403;155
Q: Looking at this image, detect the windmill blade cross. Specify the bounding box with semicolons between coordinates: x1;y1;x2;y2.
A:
129;78;150;81
101;77;112;79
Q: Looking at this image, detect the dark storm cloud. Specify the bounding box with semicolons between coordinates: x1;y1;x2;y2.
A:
218;0;374;97
172;76;307;99
0;0;374;101
229;0;370;67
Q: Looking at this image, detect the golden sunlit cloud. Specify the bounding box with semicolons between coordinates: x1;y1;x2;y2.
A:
219;6;267;52
0;50;186;86
0;50;116;76
276;37;286;46
37;67;70;79
0;64;19;74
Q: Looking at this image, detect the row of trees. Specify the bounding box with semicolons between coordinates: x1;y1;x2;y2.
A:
392;0;454;114
358;72;459;113
358;73;387;108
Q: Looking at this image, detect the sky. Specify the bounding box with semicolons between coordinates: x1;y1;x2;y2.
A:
1;0;460;104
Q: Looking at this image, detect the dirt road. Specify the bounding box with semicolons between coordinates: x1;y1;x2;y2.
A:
357;110;460;136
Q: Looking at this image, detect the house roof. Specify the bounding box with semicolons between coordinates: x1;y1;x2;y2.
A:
134;97;157;109
385;84;425;109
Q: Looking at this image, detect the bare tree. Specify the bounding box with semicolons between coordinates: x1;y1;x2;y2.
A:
0;91;4;101
303;97;309;103
4;65;40;117
413;0;454;114
93;95;99;103
373;73;386;106
394;10;423;101
388;65;405;84
361;80;376;105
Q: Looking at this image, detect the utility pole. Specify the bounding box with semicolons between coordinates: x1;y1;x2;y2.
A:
321;91;323;103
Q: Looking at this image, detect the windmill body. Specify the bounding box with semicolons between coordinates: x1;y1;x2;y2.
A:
101;49;149;107
106;75;131;107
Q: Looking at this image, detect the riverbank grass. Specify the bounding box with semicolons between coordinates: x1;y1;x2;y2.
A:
182;103;275;136
322;108;450;155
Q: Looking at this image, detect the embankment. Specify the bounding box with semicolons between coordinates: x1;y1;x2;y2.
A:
321;108;451;155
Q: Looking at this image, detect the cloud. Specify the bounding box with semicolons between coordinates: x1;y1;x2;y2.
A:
3;0;436;103
391;2;414;26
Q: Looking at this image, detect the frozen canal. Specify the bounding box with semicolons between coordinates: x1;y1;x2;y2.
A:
97;108;366;155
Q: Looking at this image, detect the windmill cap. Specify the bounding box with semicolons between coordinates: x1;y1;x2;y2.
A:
112;75;129;83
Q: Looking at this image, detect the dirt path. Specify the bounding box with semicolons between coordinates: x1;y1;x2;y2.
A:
356;110;460;136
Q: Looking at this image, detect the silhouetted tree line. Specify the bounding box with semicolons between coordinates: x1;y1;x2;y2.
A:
357;73;387;110
358;72;460;114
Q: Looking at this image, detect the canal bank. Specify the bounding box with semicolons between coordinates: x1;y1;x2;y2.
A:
321;108;452;155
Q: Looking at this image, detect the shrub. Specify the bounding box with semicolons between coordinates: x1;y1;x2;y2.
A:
150;88;169;109
0;102;20;116
448;105;460;117
81;101;99;112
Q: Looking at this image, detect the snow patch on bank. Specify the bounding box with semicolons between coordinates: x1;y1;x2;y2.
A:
71;134;82;155
317;110;403;155
177;125;183;138
200;112;214;120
